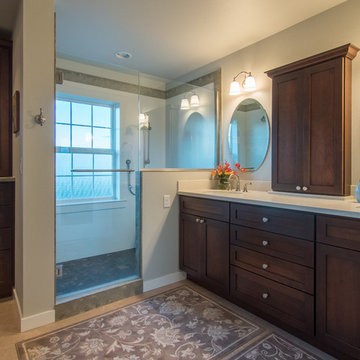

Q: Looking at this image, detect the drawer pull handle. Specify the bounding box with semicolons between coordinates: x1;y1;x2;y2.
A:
262;263;269;270
262;217;269;223
262;292;269;299
262;240;269;247
199;219;205;224
296;185;301;191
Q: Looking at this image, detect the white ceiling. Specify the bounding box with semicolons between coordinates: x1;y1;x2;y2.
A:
25;0;347;80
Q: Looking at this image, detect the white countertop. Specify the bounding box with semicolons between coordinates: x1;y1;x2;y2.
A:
178;189;360;218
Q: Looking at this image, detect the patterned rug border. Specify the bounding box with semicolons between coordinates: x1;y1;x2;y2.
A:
16;285;262;359
225;332;324;360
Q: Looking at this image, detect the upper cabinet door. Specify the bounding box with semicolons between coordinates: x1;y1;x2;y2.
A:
0;41;12;177
267;44;358;196
271;70;304;193
302;58;344;195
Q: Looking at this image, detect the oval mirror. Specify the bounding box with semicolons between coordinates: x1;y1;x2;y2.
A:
228;98;270;172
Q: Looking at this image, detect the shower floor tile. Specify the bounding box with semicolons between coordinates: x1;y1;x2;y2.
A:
56;249;139;298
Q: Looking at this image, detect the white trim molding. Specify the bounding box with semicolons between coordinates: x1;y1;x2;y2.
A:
13;288;55;332
143;271;186;292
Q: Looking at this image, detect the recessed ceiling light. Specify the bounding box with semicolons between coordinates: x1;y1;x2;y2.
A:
115;51;132;59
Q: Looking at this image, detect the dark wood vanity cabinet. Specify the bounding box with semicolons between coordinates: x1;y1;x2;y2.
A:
0;40;12;177
316;215;360;360
229;203;315;336
179;195;360;359
179;196;229;296
267;44;359;196
0;182;14;298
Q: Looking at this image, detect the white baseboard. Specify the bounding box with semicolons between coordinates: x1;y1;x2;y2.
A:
13;288;55;332
143;271;186;292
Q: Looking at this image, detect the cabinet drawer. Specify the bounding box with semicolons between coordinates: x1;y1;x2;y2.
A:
0;229;11;250
0;183;13;205
180;196;229;222
0;206;11;228
0;249;11;297
230;203;314;240
317;215;360;251
230;266;314;335
231;225;314;267
230;245;314;293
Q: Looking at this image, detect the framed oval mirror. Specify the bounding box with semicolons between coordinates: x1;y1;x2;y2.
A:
228;98;270;172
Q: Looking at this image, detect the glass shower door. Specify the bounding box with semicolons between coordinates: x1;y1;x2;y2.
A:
55;92;140;301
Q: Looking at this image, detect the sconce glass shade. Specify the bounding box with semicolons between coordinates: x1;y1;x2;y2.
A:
180;98;190;110
139;113;150;129
190;94;200;107
229;80;241;96
243;74;256;92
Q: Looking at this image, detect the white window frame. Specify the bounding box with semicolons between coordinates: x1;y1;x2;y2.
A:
55;94;119;204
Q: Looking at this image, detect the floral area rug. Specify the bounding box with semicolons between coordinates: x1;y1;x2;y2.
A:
229;333;324;360
17;286;264;360
16;286;324;360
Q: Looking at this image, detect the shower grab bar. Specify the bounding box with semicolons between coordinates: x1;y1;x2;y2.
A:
71;169;135;172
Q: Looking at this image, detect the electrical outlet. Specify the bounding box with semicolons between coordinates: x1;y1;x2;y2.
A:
56;264;63;278
163;194;170;208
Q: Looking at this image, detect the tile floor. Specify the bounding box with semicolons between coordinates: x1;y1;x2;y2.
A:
0;280;337;360
56;248;140;298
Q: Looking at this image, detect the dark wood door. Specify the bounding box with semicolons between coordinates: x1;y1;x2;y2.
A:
316;243;360;359
302;58;345;195
271;70;304;193
179;213;202;281
202;218;229;296
0;40;12;177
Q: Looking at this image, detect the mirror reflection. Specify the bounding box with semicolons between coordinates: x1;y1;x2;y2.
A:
228;98;269;172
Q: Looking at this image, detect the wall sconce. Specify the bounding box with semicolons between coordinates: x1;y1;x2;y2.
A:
229;71;256;95
139;113;151;166
190;93;200;107
180;93;200;109
139;113;150;129
180;97;190;110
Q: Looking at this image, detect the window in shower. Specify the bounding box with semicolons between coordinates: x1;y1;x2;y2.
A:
55;95;120;202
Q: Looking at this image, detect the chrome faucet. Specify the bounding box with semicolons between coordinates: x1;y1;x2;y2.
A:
228;173;241;191
242;182;252;192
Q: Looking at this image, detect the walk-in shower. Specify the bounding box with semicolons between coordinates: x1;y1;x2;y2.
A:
55;65;142;301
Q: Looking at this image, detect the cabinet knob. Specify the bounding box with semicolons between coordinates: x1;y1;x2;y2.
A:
195;218;200;223
302;186;308;191
262;217;269;223
262;292;269;299
262;240;269;247
262;263;269;270
199;219;205;224
296;186;301;191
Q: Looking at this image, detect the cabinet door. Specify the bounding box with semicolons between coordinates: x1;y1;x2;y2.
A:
0;43;12;177
202;218;229;296
272;70;304;192
316;244;360;359
179;213;202;281
303;58;345;195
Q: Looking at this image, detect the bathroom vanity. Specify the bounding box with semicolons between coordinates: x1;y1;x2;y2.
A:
179;191;360;360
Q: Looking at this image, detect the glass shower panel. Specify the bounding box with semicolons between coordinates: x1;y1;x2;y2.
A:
138;72;219;169
55;66;141;300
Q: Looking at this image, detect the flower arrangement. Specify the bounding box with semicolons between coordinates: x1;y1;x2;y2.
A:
211;162;246;189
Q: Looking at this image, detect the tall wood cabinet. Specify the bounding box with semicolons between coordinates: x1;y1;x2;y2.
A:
266;44;359;196
0;40;12;177
316;215;360;360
